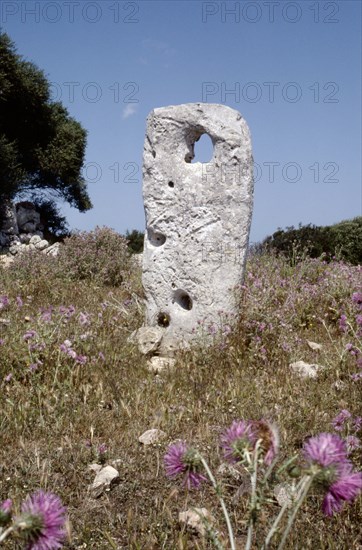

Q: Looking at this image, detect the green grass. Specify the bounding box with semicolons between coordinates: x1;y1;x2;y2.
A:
0;245;361;549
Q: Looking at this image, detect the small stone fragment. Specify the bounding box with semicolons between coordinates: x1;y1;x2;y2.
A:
138;428;166;445
147;356;176;373
178;508;214;537
134;326;164;355
274;483;294;508
217;462;242;481
34;239;49;251
289;360;324;379
90;465;119;498
29;235;42;245
307;340;323;351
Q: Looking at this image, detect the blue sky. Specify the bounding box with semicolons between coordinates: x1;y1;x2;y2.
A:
1;0;361;243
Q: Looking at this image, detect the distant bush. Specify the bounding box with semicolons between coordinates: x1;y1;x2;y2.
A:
125;229;144;254
260;217;362;265
57;227;132;285
10;226;132;287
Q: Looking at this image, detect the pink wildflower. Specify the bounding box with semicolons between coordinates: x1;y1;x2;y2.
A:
303;433;348;467
18;490;67;549
220;420;256;463
164;441;207;489
321;462;362;516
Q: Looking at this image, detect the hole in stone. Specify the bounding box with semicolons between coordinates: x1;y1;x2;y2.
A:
157;312;170;327
191;133;214;164
168;181;174;188
148;228;166;247
152;150;156;158
174;289;193;311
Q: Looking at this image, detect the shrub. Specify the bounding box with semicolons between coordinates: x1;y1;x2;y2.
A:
57;226;132;286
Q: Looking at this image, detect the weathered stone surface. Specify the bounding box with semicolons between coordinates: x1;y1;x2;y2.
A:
147;356;176;373
178;508;214;537
138;428;166;445
35;239;49;251
274;483;294;508
289;360;324;379
44;242;60;256
142;103;253;352
134;326;164;355
90;465;119;498
306;340;323;351
29;235;42;245
16;203;41;233
1;201;18;235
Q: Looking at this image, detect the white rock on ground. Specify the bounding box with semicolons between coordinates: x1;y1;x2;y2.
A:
147;356;176;373
289;360;324;379
142;103;253;355
138;428;166;445
90;465;119;498
306;340;323;351
178;508;214;537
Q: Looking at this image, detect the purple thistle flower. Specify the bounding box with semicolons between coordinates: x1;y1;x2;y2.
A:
76;354;87;365
353;416;362;431
331;410;352;432
18;490;67;549
0;295;9;309
98;443;107;455
321;462;362;516
220;420;256;463
78;312;90;326
352;292;362;309
303;433;348;467
346;435;361;453
23;330;37;341
252;419;280;465
164;441;207;489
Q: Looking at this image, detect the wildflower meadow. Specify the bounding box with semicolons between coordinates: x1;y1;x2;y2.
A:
0;228;361;549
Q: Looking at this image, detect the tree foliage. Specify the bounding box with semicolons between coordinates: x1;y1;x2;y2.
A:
259;217;362;265
125;229;144;253
0;32;91;216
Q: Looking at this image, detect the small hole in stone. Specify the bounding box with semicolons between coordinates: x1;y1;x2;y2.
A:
168;181;174;188
174;289;193;311
152;150;156;158
148;228;166;247
157;312;170;327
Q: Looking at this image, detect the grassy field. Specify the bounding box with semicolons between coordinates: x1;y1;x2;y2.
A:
0;230;361;549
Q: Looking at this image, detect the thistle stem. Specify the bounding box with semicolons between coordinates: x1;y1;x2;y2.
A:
245;442;261;550
277;475;314;550
200;456;236;550
0;524;15;542
263;475;308;549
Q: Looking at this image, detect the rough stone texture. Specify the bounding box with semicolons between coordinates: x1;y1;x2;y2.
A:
274;483;294;508
142;103;253;353
0;201;60;258
16;202;42;233
133;326;164;355
178;508;214;537
138;428;166;445
147;356;176;373
289;360;324;379
90;465;119;498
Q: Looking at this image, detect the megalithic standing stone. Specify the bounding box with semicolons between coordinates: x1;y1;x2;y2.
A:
141;103;253;355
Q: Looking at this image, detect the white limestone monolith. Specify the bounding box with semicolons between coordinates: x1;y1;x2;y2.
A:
142;103;253;354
